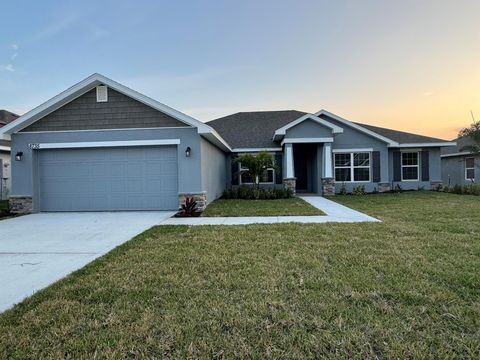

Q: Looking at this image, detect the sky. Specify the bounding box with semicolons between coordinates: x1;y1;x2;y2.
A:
1;0;479;140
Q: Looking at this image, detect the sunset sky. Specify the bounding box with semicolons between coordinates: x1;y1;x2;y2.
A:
1;0;479;140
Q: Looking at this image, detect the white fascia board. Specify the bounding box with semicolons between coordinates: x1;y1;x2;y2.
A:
391;142;457;148
281;137;334;145
32;139;180;150
0;73;209;136
315;110;399;146
441;151;474;158
232;147;282;152
332;148;373;153
200;131;232;152
273;113;343;141
0;145;11;152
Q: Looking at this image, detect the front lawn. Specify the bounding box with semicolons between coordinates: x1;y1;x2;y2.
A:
202;197;325;217
0;192;479;358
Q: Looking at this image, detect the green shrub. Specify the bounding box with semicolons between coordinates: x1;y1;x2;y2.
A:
352;185;366;196
445;183;480;196
339;183;348;195
221;186;293;200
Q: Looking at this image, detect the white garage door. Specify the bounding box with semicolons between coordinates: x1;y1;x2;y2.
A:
38;146;178;211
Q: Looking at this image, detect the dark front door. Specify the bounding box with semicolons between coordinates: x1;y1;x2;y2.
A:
294;148;308;191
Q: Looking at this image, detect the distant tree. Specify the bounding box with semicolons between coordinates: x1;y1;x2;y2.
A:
458;121;480;154
235;151;276;189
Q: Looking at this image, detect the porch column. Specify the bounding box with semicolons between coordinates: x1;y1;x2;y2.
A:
283;143;296;194
322;142;335;196
323;143;333;177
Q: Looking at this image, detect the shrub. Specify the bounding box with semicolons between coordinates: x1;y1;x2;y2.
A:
352;185;366;196
339;183;348;195
175;196;200;217
221;186;293;200
444;183;480;196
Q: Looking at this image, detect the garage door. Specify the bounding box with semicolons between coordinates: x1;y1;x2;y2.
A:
38;146;178;211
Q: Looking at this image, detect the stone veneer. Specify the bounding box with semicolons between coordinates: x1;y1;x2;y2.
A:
430;181;443;191
283;177;296;195
9;196;33;214
321;177;335;196
178;192;207;212
378;182;391;193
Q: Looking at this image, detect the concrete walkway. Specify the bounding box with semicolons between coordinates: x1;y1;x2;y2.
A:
160;196;379;225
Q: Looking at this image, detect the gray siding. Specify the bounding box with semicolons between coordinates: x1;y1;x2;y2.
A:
200;138;227;203
285;119;333;139
442;154;479;186
21;88;188;132
388;147;442;190
11;128;202;212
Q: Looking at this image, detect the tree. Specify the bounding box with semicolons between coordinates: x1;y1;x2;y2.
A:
235;151;276;189
458;121;480;154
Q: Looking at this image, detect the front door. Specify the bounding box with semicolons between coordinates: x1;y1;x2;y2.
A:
293;143;317;193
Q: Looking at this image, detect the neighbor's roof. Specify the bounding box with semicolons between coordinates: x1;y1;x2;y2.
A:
208;110;451;149
207;110;307;149
0;110;19;127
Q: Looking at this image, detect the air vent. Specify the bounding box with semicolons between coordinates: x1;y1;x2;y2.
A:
96;85;108;102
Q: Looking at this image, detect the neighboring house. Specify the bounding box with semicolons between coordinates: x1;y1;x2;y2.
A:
0;74;455;214
0;110;19;199
441;136;478;186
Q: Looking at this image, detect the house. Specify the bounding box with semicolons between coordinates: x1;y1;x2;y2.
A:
0;74;455;214
0;110;19;199
441;136;478;186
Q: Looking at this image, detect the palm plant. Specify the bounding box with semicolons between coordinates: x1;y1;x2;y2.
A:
234;151;276;189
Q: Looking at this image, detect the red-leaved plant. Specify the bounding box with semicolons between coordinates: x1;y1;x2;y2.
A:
175;196;200;217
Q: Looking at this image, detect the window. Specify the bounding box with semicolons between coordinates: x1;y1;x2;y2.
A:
466;157;475;181
334;152;370;182
239;164;274;184
401;152;419;181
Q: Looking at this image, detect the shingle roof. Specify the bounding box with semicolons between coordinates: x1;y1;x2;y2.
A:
208;110;450;149
0;110;19;127
352;122;448;144
441;136;475;155
207;110;307;148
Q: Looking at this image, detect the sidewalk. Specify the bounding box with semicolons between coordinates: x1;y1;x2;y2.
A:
159;196;380;225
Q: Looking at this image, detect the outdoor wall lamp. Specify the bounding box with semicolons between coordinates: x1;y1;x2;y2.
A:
15;151;23;161
185;146;191;157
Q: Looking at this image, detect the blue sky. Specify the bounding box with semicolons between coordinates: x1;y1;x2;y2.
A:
1;0;479;139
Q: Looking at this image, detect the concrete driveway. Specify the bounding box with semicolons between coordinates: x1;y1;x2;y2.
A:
0;211;174;312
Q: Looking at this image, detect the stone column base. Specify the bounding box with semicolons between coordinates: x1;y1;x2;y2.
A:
321;177;335;196
283;178;296;195
430;181;443;191
378;182;391;193
178;192;207;212
9;196;33;214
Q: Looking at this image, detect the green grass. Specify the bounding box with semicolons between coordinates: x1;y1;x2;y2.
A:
0;192;479;358
202;197;325;217
0;200;8;211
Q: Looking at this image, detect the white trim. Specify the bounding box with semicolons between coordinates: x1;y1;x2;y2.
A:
238;163;275;185
273;113;343;141
332;148;373;153
281;137;334;145
465;157;475;181
441;151;473;158
334;151;371;183
400;151;419;181
96;85;108;102
19;126;193;134
30;139;180;150
315;110;399;146
393;142;456;148
232;147;282;153
324;143;333;178
0;146;10;152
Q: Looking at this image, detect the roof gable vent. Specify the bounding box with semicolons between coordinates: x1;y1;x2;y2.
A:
96;85;108;102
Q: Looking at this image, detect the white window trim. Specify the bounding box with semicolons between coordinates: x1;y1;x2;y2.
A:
465;157;475;181
238;163;275;185
334;152;371;183
401;151;419;181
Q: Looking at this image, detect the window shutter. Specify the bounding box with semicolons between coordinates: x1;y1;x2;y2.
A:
231;155;239;186
421;150;430;181
393;151;401;181
372;151;381;182
275;153;283;184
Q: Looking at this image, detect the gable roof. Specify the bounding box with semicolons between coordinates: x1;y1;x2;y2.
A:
209;109;456;150
0;110;19;127
0;74;231;151
207;110;307;149
272;113;343;141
